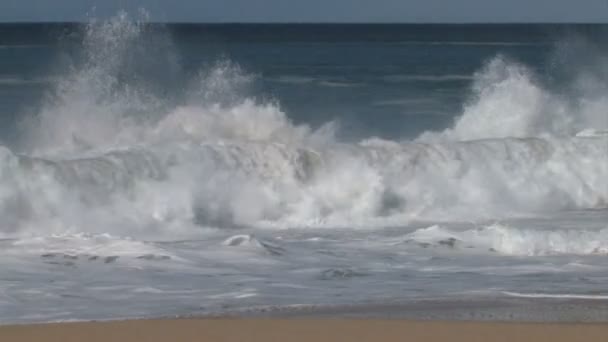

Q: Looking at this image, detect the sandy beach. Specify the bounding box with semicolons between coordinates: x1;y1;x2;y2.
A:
1;319;607;342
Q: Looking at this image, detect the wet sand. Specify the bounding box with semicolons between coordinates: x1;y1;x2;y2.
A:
2;319;607;342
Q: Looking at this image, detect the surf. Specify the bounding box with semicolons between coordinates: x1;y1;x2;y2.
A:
0;14;606;240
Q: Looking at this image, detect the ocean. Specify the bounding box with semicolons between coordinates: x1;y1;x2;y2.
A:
0;14;607;323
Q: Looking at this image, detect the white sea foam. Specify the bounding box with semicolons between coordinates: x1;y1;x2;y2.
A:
503;292;608;300
407;224;608;256
1;133;606;238
8;233;170;259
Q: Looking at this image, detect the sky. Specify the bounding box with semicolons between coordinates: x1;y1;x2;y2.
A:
1;0;608;23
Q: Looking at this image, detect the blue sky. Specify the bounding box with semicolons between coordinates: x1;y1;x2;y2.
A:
2;0;608;23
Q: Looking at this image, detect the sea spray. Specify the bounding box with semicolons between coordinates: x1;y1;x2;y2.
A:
0;15;606;239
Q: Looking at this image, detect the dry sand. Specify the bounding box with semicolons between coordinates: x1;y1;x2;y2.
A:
1;319;607;342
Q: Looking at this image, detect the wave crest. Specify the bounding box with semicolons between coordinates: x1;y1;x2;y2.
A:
2;14;606;238
1;134;606;237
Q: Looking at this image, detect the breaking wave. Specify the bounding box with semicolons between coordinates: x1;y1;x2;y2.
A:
419;54;608;141
1;14;606;239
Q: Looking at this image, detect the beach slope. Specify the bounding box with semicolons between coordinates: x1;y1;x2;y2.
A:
2;319;607;342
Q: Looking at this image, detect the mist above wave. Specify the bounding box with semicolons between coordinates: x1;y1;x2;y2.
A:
419;42;608;142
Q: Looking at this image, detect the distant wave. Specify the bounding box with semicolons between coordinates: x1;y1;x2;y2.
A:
0;76;53;85
372;98;438;107
269;74;471;86
383;74;473;83
318;80;364;88
0;44;48;49
268;75;316;85
268;76;364;87
394;41;549;47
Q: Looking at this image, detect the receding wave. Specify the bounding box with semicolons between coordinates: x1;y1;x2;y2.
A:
407;224;608;256
502;292;608;299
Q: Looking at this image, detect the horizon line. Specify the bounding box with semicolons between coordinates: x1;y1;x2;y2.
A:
0;21;607;25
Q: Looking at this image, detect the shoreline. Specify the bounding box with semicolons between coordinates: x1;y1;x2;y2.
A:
2;319;608;342
222;297;608;322
4;296;608;325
